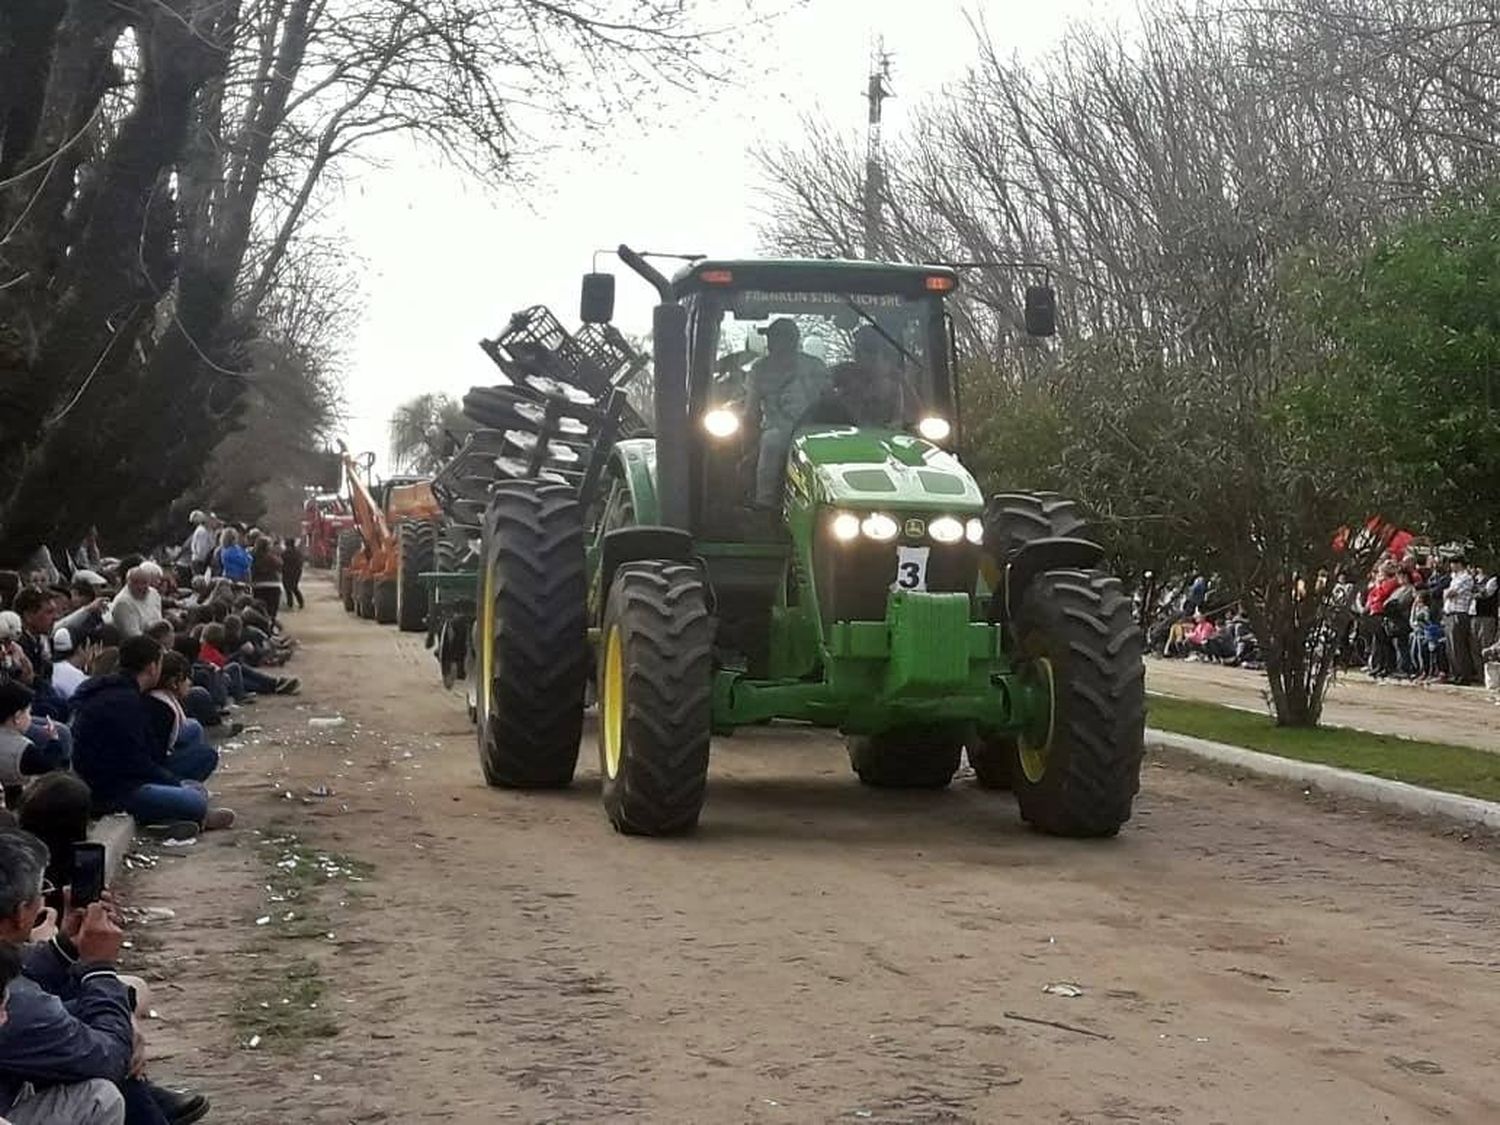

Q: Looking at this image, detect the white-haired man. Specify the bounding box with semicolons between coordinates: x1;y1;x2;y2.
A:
107;569;163;640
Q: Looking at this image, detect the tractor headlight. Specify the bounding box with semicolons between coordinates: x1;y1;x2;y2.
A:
860;512;900;542
966;518;984;545
917;416;951;442
703;408;740;438
928;515;965;544
831;512;862;542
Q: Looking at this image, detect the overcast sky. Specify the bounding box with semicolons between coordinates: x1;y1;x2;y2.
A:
333;0;1124;472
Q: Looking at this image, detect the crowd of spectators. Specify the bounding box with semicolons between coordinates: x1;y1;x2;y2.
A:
0;510;309;1124
1142;544;1500;691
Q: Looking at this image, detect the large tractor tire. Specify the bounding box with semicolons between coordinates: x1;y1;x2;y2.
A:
968;489;1094;792
339;570;356;613
373;577;398;624
476;481;589;788
396;520;436;632
849;727;964;789
1010;568;1145;837
598;563;713;835
983;491;1089;564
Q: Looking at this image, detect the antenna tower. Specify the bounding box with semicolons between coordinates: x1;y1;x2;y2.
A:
863;41;894;260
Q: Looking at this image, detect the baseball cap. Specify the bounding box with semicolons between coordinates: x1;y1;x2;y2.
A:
52;627;74;655
73;569;107;589
757;317;799;338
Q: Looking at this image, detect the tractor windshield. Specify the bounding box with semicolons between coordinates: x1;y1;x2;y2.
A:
707;289;936;433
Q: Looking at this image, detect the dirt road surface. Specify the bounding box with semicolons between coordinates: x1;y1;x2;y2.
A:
1146;659;1500;753
124;582;1500;1124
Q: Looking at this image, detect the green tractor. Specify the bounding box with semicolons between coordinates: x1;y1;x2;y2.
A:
473;247;1145;838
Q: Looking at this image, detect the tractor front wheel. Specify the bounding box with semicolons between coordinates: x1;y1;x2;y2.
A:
598;563;713;835
849;728;964;789
396;520;436;632
339;570;356;613
1010;568;1145;837
477;481;588;788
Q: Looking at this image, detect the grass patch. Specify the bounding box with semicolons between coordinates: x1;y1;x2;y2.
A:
1148;694;1500;803
230;828;373;1053
258;832;373;903
233;957;338;1050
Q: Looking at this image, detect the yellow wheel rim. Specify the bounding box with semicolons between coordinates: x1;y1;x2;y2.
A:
479;560;495;723
601;626;624;780
1018;657;1056;784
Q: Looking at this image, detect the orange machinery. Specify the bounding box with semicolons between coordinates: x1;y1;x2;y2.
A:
337;445;442;624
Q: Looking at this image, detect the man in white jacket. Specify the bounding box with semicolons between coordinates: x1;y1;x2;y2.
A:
107;569;162;640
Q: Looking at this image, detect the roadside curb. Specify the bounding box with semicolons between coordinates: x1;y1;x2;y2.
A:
90;814;137;885
1146;729;1500;830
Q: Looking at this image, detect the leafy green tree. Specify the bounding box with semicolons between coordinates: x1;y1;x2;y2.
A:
1296;192;1500;553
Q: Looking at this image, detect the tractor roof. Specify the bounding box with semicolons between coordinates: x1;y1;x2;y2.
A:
671;258;959;300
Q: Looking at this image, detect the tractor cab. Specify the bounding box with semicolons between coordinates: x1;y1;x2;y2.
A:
672;260;961;542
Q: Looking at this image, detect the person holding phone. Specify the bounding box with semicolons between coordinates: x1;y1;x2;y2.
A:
0;830;211;1124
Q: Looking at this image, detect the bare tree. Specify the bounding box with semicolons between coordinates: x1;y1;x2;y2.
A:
0;0;738;558
757;0;1500;724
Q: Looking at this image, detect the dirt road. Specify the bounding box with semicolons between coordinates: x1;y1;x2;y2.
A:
1147;659;1500;753
126;582;1500;1124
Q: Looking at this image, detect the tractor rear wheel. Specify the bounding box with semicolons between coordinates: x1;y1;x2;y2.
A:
1010;568;1145;837
339;570;355;613
373;577;398;624
849;728;964;788
598;563;713;835
396;520;436;632
476;481;588;788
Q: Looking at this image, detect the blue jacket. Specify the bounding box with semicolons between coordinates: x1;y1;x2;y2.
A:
71;673;180;809
220;544;252;582
0;938;133;1113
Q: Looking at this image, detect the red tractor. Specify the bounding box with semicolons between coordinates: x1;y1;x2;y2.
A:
301;491;355;569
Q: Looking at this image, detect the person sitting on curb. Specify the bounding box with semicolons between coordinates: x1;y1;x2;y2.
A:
0;830;210;1124
200;623;296;696
55;574;111;648
69;638;234;834
144;654;221;785
107;570;163;641
0;683;69;807
50;629;94;703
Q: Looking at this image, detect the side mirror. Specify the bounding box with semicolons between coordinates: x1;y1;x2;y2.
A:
580;272;616;324
1024;285;1056;338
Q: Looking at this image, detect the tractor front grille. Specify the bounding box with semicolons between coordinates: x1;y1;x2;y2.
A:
811;520;979;628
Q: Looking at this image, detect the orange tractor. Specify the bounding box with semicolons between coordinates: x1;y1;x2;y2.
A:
335;448;443;630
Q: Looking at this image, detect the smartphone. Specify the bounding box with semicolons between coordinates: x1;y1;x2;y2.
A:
69;842;107;908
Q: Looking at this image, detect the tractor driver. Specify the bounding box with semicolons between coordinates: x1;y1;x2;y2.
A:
744;317;829;508
803;325;910;429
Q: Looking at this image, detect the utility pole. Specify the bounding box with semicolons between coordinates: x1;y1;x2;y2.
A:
863;41;894;260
